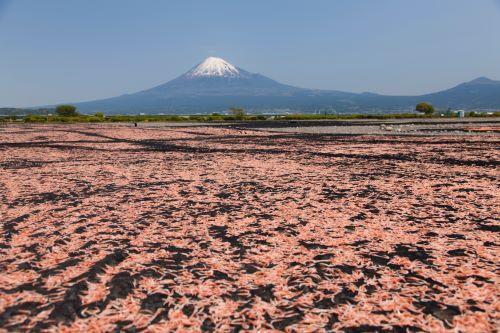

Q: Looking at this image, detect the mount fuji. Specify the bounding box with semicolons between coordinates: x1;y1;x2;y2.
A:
71;57;500;114
151;57;306;97
74;57;313;113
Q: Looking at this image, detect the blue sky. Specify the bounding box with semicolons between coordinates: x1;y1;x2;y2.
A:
1;0;500;107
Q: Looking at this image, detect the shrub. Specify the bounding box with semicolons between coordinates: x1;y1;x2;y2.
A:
56;105;79;117
415;102;435;115
228;107;246;120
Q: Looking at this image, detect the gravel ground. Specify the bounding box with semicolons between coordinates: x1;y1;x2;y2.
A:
260;123;500;135
246;118;500;135
0;124;498;332
135;117;500;136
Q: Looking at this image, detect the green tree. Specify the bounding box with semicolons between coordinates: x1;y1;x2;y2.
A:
56;105;79;117
415;102;435;115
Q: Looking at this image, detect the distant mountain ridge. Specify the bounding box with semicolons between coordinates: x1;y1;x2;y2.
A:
67;57;500;114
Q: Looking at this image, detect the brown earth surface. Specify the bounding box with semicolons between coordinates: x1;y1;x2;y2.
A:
0;124;499;332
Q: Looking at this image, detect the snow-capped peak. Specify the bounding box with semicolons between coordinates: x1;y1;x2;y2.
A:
187;57;240;78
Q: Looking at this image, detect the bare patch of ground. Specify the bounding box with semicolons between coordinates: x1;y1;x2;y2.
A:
0;124;498;331
246;117;500;135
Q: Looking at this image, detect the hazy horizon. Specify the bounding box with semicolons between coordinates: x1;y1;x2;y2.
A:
1;0;500;107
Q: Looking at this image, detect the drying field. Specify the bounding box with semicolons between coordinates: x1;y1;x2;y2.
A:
0;124;498;332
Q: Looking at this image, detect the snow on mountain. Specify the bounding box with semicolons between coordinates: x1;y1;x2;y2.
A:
187;57;241;78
